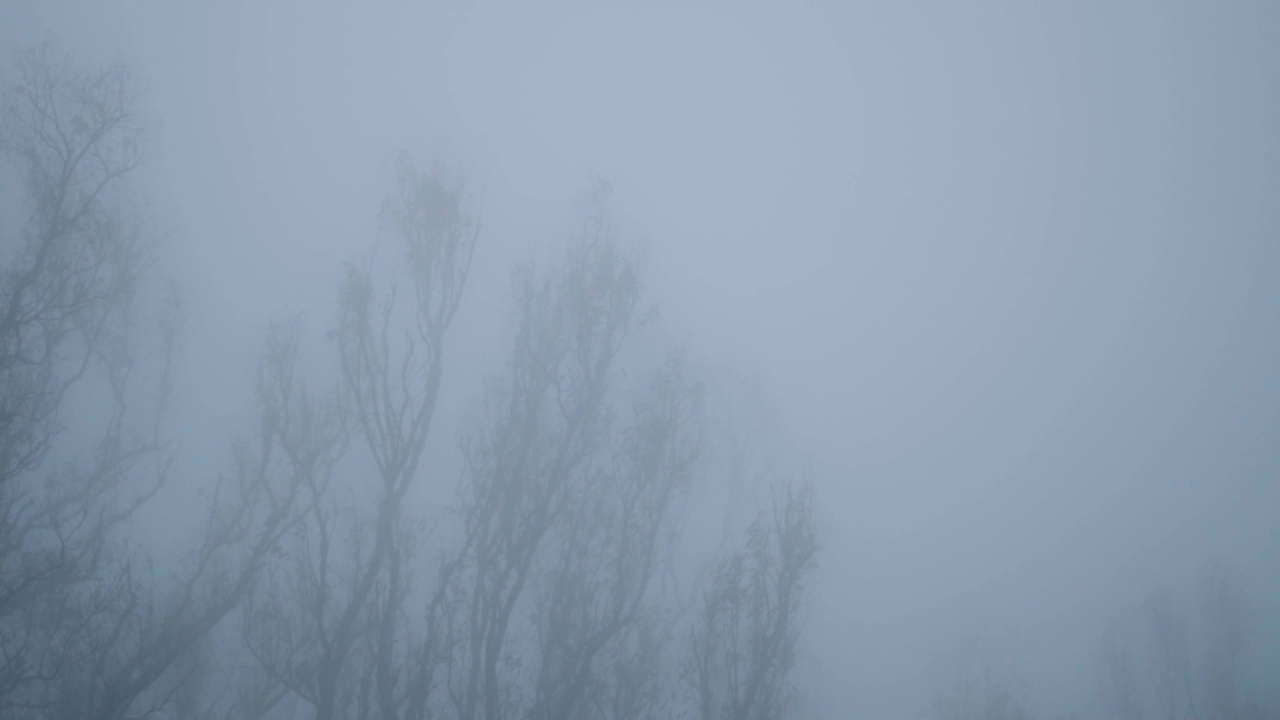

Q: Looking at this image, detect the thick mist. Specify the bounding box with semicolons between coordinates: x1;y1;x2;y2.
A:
2;2;1277;719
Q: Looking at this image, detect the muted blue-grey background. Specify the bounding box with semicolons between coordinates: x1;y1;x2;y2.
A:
3;2;1277;717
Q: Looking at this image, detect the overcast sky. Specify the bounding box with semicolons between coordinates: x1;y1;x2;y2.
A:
3;2;1278;717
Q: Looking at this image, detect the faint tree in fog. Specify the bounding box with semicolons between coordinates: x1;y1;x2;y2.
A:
684;480;819;720
929;675;1032;720
0;39;154;609
524;298;704;720
239;177;740;720
1143;590;1199;720
241;156;478;720
102;325;337;718
0;41;826;720
1094;560;1276;720
438;181;677;720
0;43;352;720
1198;560;1258;720
1097;610;1145;720
0;40;166;717
533;355;702;720
669;371;783;625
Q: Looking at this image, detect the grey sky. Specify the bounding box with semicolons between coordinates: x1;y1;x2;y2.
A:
3;1;1277;717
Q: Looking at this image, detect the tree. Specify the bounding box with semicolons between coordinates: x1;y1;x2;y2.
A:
1094;560;1276;720
240;155;479;720
232;176;802;720
685;480;819;720
0;42;351;720
1;42;825;719
1097;610;1145;720
929;676;1032;720
525;315;704;720
1143;589;1199;720
414;180;675;720
0;40;166;718
1200;560;1251;720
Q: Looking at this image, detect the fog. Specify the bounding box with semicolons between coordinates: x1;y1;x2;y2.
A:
2;2;1277;719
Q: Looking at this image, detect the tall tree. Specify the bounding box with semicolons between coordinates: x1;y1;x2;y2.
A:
242;156;479;720
0;41;166;718
0;43;352;720
442;183;648;720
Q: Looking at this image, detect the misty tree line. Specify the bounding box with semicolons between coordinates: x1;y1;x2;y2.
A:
1089;560;1273;720
926;559;1275;720
0;44;819;720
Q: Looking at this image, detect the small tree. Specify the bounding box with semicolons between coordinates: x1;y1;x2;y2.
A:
1097;610;1145;720
1143;590;1198;720
1094;560;1276;720
1200;560;1251;720
929;675;1032;720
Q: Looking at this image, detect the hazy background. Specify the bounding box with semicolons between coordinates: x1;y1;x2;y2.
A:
3;1;1277;717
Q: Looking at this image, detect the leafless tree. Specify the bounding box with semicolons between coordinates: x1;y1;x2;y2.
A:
241;155;478;720
685;480;819;720
1142;590;1199;720
1097;610;1145;720
0;44;358;720
43;317;342;720
440;184;645;720
1093;560;1276;720
1;38;827;720
929;675;1032;720
527;353;703;720
1199;560;1254;720
0;40;165;718
0;38;154;601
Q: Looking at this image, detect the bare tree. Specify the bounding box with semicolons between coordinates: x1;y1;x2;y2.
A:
1;38;827;720
0;41;166;718
1097;610;1145;720
1199;560;1253;720
34;317;342;720
0;39;154;601
441;186;644;720
1142;590;1199;720
527;353;703;720
241;155;479;720
1094;560;1275;720
0;44;361;720
929;675;1032;720
685;480;819;720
